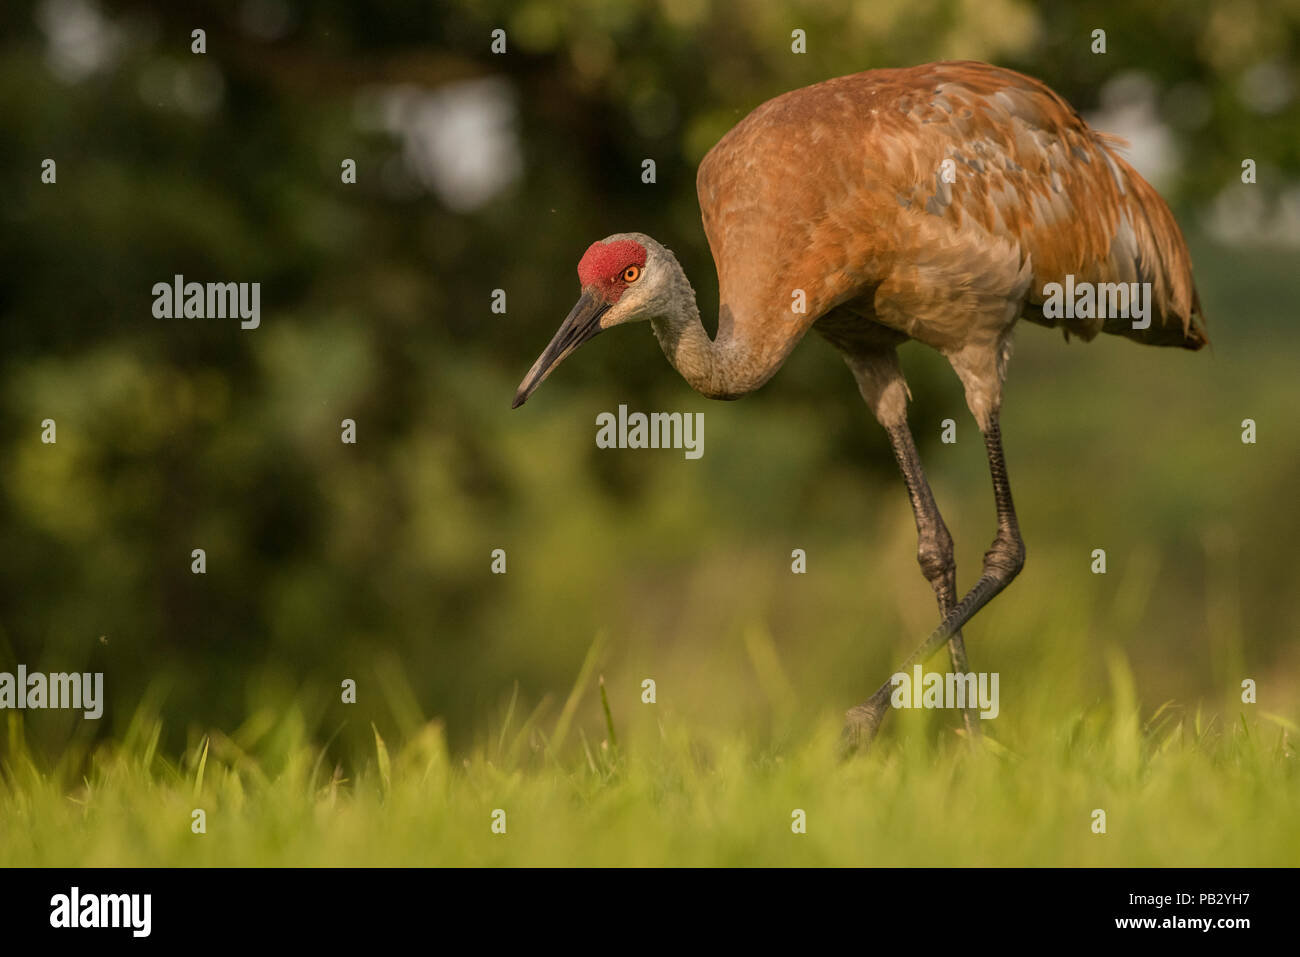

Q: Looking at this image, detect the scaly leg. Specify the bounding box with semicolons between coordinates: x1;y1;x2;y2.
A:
844;351;979;737
884;421;980;738
844;416;1024;752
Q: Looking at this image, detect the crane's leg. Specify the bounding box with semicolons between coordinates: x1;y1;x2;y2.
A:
882;422;980;739
844;352;979;738
844;341;1024;752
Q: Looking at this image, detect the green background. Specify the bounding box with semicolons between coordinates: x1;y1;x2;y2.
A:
0;1;1297;866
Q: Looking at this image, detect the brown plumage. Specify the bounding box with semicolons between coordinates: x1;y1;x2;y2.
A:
697;61;1206;387
514;61;1207;748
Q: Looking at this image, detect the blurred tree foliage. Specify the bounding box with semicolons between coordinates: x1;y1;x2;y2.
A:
0;0;1296;759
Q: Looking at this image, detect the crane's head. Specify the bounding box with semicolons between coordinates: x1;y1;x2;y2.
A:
513;232;677;408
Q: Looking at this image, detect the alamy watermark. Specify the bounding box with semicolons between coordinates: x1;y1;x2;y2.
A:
152;274;260;329
50;888;150;937
1042;275;1153;330
890;665;999;719
0;666;103;719
595;404;703;459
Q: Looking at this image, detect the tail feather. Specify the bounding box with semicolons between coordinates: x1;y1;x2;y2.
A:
1104;148;1209;350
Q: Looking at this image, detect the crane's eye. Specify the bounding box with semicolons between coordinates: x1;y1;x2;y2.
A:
622;265;641;283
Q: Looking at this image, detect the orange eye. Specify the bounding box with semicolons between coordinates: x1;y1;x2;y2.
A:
622;265;641;283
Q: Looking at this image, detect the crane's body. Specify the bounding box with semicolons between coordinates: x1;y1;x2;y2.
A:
695;62;1205;398
513;61;1207;748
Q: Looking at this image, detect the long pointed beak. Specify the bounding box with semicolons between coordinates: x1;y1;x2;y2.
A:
512;289;610;408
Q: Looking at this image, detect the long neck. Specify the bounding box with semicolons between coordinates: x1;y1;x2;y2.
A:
648;264;758;401
650;299;719;397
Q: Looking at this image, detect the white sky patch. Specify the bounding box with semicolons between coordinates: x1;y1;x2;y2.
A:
1206;182;1300;248
1085;71;1178;192
37;0;123;83
355;78;522;211
1085;69;1300;249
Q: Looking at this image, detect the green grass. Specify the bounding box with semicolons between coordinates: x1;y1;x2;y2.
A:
2;651;1297;866
1;244;1296;867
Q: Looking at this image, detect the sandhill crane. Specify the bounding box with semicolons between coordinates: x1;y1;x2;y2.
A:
513;61;1208;749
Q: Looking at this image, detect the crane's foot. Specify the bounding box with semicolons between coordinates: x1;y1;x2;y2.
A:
840;698;889;758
